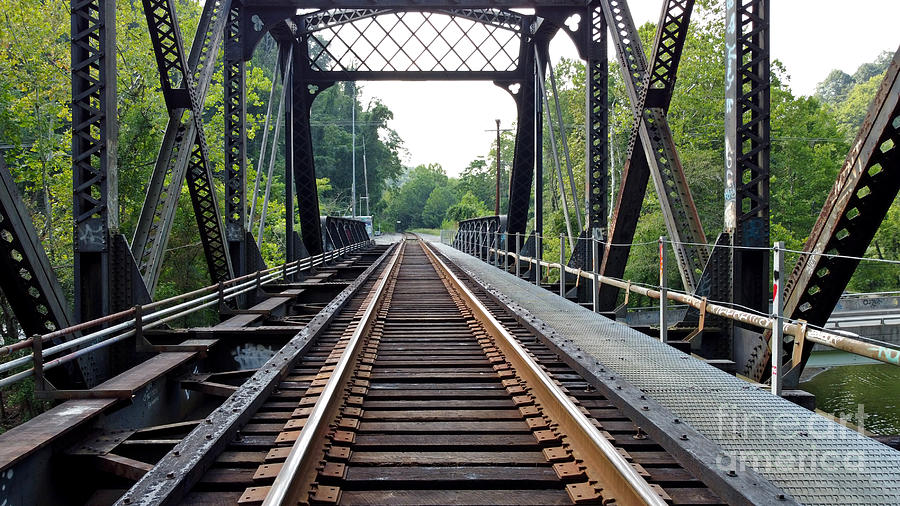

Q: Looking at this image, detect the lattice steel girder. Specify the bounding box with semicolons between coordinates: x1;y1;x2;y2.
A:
132;0;230;293
303;9;527;75
596;0;703;301
185;139;234;284
72;0;117;324
585;2;608;236
0;160;74;336
645;0;693;110
1;160;99;388
299;8;524;34
724;0;770;316
225;5;248;277
290;46;327;257
778;49;900;379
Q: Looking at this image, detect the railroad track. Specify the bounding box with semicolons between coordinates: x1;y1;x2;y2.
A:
180;237;722;505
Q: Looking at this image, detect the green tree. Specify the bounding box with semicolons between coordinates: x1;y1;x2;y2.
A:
445;191;491;223
383;164;448;229
423;183;458;228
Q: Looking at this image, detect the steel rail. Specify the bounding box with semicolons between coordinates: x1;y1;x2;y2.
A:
469;236;900;367
0;242;373;385
263;240;405;505
421;239;666;506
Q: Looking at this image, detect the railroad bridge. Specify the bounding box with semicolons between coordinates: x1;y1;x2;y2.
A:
1;0;899;504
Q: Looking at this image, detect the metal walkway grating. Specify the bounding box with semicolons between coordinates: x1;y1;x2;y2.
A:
434;242;900;505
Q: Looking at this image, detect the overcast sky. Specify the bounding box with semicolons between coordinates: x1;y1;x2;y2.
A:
357;1;899;177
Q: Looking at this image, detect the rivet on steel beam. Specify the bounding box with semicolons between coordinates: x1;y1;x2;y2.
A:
673;418;681;424
680;434;688;441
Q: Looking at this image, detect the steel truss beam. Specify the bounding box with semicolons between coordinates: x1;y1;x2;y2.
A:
0;161;73;337
597;0;701;309
243;0;586;7
71;0;117;324
585;2;608;237
773;50;900;382
225;5;248;276
301;9;526;79
133;0;232;294
322;217;370;250
290;41;329;257
503;48;538;237
724;0;770;317
299;8;524;35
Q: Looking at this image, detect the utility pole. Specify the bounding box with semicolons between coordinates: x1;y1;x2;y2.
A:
363;136;370;216
495;119;501;216
351;82;357;217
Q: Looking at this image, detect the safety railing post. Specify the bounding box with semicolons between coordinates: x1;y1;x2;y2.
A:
535;232;541;285
31;334;45;395
592;237;599;313
480;229;486;262
772;241;784;396
515;233;521;278
559;234;565;298
659;236;668;343
494;230;500;268
504;232;510;272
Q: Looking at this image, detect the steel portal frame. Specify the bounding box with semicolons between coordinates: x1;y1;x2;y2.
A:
2;0;896;389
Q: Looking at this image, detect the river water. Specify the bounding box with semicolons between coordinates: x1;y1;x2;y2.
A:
801;351;900;435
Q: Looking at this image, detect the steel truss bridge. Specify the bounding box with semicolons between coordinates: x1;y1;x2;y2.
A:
0;0;899;504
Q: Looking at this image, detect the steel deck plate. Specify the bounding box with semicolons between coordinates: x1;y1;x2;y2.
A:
434;242;900;505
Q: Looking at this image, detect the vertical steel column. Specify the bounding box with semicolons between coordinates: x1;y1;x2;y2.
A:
585;2;608;237
534;51;544;245
591;237;599;312
224;4;248;276
290;45;325;257
282;44;296;264
72;0;117;323
725;0;770;316
505;47;537;237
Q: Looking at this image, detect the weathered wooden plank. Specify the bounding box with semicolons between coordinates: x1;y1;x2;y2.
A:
0;399;115;470
353;433;539;449
358;420;530;433
95;352;195;391
343;465;560;484
339;489;570;505
350;451;548;466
